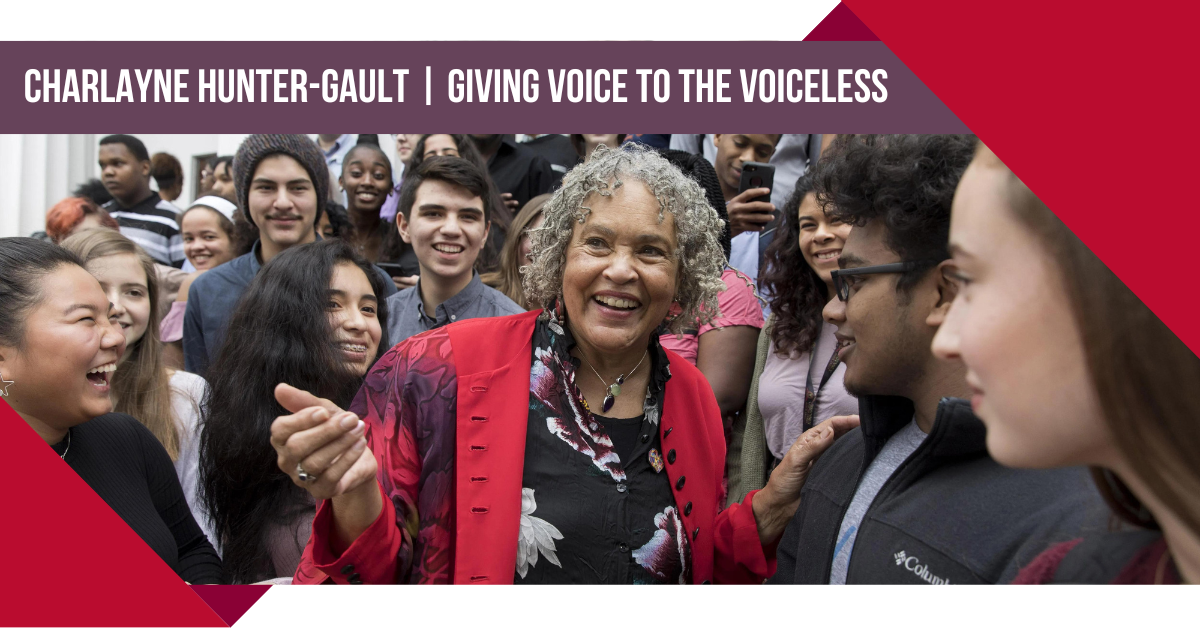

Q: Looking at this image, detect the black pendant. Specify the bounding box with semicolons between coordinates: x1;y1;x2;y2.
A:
602;393;615;413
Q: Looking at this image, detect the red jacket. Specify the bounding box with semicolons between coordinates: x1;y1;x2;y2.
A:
296;310;775;584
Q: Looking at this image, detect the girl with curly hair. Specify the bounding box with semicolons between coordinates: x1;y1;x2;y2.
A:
727;175;859;505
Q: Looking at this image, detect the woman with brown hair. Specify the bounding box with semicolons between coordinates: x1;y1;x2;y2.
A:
60;229;215;545
481;193;552;309
932;143;1200;583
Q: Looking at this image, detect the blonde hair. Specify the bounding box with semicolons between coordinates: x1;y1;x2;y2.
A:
482;193;552;309
59;229;182;460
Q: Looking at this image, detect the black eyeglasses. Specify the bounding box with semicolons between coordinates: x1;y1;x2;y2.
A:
830;261;938;301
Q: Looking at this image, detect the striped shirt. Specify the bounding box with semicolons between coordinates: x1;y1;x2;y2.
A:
104;191;185;267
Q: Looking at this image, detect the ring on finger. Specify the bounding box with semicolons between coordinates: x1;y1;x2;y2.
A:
296;462;317;483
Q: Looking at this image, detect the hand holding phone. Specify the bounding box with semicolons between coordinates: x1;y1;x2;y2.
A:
727;189;776;237
729;162;776;236
377;262;419;291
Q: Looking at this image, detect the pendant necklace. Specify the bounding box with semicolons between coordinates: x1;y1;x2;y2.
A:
580;350;648;413
59;429;71;460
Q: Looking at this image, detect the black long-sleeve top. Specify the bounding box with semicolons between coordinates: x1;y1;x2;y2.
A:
50;413;222;584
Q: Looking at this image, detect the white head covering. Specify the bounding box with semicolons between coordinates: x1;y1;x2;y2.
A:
186;195;238;223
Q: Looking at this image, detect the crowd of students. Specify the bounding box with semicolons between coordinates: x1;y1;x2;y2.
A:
1;132;1195;585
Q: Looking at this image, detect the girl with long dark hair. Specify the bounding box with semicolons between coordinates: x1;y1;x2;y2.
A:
726;175;858;505
199;239;388;583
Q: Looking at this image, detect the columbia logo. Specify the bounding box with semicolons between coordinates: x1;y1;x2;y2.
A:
893;549;951;585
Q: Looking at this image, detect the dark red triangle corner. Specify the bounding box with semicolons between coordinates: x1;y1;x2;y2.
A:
1;400;227;627
190;585;272;627
804;3;880;41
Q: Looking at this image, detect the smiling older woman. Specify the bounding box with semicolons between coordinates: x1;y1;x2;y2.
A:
270;144;857;584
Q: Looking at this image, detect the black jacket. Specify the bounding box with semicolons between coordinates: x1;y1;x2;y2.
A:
770;396;1109;584
486;139;559;209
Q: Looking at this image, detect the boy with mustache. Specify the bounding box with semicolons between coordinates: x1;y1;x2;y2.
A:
183;135;397;376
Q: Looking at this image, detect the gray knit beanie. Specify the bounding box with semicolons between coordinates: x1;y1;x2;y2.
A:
232;134;329;226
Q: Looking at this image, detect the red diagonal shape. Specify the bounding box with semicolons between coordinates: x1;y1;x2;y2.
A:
1;401;226;627
190;585;272;627
842;0;1200;354
804;2;880;41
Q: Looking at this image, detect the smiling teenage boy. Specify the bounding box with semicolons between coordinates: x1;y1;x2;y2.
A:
386;156;524;344
710;134;782;281
182;134;396;376
98;134;186;268
768;134;1106;585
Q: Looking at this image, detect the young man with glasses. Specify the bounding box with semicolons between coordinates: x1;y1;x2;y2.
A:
768;135;1106;584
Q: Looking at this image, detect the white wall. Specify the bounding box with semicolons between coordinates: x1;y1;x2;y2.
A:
0;134;96;238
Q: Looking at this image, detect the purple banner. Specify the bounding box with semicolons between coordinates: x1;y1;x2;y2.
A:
2;41;966;133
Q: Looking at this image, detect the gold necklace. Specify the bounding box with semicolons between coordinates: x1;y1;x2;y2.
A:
579;351;648;413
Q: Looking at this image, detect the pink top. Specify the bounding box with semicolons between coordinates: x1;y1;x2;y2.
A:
757;322;857;460
660;268;765;365
160;300;186;343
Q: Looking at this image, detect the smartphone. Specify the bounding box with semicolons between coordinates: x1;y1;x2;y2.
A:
376;262;412;279
737;162;775;203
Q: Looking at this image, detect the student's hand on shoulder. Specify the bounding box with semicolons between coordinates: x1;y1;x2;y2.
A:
500;192;520;211
271;383;377;502
726;188;775;237
752;414;860;545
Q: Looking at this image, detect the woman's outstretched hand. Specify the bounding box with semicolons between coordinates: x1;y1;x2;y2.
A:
751;415;861;546
271;383;383;552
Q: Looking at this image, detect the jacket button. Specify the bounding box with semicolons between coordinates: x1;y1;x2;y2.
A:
619;542;629;552
616;483;627;493
640;433;650;443
348;573;363;584
693;527;699;540
667;449;676;464
684;501;692;516
664;427;673;439
675;476;686;490
701;579;711;584
340;564;355;575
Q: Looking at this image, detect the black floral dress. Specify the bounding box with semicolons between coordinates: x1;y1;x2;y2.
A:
515;311;692;584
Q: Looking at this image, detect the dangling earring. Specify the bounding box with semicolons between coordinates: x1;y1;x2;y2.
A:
548;298;566;335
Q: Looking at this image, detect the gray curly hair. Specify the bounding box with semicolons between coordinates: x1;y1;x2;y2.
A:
522;143;726;334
